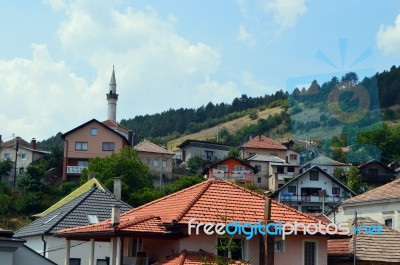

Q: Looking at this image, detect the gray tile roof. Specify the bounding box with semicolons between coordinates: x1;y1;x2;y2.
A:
14;187;132;238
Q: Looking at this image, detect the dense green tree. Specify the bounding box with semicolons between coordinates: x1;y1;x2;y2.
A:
0;159;13;176
346;166;366;195
226;147;241;159
187;156;204;174
81;147;153;202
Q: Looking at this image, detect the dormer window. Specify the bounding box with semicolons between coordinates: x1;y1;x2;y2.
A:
87;214;99;224
91;128;97;136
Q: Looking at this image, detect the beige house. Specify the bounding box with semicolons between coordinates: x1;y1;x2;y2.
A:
61;119;131;181
134;139;174;184
0;136;50;185
240;135;287;160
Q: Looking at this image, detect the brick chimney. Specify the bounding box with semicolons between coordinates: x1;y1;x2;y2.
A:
114;177;122;200
31;138;37;150
111;205;120;227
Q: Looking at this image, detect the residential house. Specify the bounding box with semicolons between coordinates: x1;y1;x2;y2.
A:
300;155;350;176
240;135;287;160
134;139;174;185
357;159;396;186
246;154;300;190
0;229;56;265
61;67;135;182
177;139;229;163
281;138;319;165
202;156;257;186
273;166;355;213
57;179;343;265
0;136;50;184
328;178;400;231
61;119;131;181
14;179;132;265
328;217;400;265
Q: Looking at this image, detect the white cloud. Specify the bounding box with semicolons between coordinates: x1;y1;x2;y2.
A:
236;0;248;17
0;44;102;141
236;25;256;46
241;71;279;95
261;0;307;29
377;14;400;57
1;0;242;140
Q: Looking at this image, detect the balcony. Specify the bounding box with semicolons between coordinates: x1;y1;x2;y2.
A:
66;166;88;174
280;194;344;204
210;169;254;181
276;172;296;181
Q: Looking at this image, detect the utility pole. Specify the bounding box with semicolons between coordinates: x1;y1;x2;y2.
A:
353;211;357;265
13;137;20;188
264;196;274;265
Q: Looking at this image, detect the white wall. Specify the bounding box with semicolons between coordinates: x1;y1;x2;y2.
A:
24;236;110;265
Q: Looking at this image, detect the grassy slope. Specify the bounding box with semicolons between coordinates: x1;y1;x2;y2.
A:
167;107;283;150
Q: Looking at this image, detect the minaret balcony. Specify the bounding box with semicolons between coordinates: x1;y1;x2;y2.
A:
107;93;119;100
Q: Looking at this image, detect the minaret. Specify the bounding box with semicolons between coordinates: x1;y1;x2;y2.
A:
106;66;118;121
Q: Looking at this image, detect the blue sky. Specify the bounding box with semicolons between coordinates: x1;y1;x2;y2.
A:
1;0;400;141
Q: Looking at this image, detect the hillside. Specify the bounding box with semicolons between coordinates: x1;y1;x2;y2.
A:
167;107;284;150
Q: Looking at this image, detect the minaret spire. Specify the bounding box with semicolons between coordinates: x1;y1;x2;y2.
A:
106;66;118;121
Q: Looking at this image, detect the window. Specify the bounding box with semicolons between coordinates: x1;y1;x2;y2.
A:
310;171;319;181
91;128;97;136
78;161;88;168
146;159;151;166
302;206;321;213
102;142;115;151
96;260;107;265
87;214;99;224
255;165;261;172
332;187;340;195
217;165;228;172
257;177;261;184
290;154;298;160
3;153;10;160
217;238;243;260
304;241;317;265
162;160;167;168
70;258;81;265
385;218;393;227
154;159;159;167
274;238;285;252
288;186;296;194
235;165;245;171
19;167;24;174
75;142;88;151
205;150;214;160
287;166;295;173
20;153;27;160
276;166;284;174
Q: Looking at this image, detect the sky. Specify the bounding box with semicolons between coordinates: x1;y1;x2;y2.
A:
1;0;400;142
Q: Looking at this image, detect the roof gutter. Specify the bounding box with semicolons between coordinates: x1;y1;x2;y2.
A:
41;233;47;257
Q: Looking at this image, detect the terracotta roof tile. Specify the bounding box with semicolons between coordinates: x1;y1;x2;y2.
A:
102;119;130;132
328;218;400;262
240;135;286;150
344;178;400;204
154;249;245;265
134;140;174;155
58;180;338;236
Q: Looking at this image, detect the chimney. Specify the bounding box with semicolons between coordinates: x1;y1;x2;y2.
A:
114;177;122;200
31;138;37;150
258;134;261;141
0;135;2;144
128;131;134;146
111;205;120;227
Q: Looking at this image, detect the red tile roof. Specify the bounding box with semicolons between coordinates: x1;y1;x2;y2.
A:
102;119;130;132
58;180;337;236
154;249;245;265
240;135;287;150
328;218;400;262
134;139;173;155
343;178;400;204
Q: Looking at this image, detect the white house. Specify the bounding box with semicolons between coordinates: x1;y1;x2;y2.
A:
177;139;229;162
328;178;400;231
300;155;350;176
14;179;132;265
273;166;355;213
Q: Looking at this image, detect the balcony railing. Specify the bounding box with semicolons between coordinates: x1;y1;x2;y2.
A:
210;169;254;180
66;166;88;174
280;194;344;203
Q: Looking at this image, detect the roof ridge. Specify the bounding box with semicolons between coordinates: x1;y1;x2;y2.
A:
117;215;157;230
178;249;187;265
173;180;213;222
46;186;98;234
